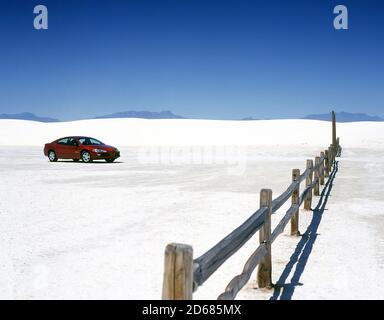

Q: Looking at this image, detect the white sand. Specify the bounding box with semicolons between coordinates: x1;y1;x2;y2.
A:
1;118;384;148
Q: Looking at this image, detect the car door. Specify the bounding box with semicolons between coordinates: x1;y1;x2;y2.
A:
55;138;69;158
62;138;80;159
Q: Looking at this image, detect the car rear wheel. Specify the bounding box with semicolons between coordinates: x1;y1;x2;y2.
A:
48;150;58;162
105;159;115;163
81;151;92;163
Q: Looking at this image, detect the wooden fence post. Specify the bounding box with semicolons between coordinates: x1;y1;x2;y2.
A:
314;157;320;196
328;146;333;171
304;159;313;210
320;152;325;185
324;150;329;178
162;243;193;300
290;169;300;236
337;137;341;156
332;111;337;147
257;189;272;289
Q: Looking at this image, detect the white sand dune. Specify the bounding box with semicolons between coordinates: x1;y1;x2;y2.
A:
1;118;384;148
0;119;384;299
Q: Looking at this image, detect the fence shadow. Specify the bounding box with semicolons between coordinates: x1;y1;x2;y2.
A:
270;161;339;300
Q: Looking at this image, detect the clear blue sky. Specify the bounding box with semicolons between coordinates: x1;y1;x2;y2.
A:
1;0;383;120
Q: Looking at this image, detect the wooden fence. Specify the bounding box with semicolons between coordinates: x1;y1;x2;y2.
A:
162;114;342;300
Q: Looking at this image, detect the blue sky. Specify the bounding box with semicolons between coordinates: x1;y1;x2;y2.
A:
0;0;383;120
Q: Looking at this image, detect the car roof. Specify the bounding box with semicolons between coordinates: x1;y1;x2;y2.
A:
57;136;93;140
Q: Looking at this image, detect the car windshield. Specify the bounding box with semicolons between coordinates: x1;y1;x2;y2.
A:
78;137;104;145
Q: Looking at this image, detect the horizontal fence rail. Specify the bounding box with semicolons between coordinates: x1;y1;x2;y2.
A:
162;114;342;300
193;206;268;287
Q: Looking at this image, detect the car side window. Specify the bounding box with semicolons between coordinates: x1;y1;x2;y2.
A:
77;138;102;145
90;138;102;145
57;138;69;145
79;138;91;145
67;138;78;146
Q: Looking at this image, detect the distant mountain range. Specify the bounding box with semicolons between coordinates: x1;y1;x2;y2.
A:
95;110;184;119
241;117;260;121
0;112;59;122
302;112;383;122
1;111;383;123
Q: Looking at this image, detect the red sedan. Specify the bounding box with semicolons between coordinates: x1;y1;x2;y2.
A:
44;136;120;163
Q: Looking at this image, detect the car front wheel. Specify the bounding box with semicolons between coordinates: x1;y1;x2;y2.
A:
81;151;92;163
105;159;115;163
48;150;58;162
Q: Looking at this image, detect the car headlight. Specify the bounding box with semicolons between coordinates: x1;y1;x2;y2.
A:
93;149;107;153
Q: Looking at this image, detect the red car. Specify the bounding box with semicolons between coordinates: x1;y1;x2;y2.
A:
44;136;120;163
